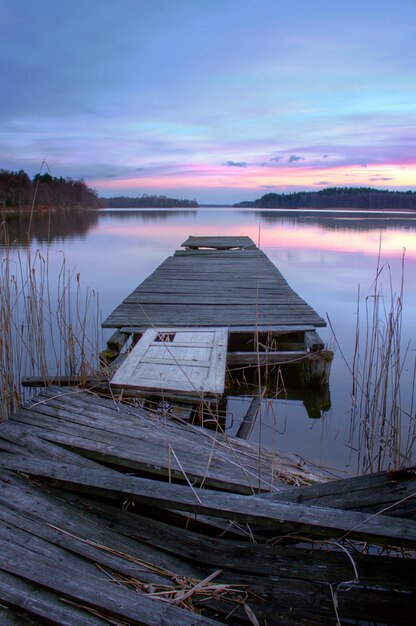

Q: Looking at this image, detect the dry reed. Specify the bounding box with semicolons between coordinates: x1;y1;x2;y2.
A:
330;247;415;473
0;221;102;421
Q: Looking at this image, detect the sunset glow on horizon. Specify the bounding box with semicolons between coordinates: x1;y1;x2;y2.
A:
1;0;415;204
97;216;416;260
91;161;416;196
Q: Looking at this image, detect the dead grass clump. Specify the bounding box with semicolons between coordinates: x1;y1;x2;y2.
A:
0;222;102;421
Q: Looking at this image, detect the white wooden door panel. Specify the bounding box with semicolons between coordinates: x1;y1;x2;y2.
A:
111;327;228;395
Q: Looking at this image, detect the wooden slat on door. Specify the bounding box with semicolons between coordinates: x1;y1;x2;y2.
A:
110;327;228;396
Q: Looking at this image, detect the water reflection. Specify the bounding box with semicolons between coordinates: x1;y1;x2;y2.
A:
241;209;416;230
245;209;416;231
98;209;197;222
0;207;414;470
1;209;99;245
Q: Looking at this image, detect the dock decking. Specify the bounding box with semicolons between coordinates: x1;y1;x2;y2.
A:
0;388;415;625
102;235;331;398
103;236;326;330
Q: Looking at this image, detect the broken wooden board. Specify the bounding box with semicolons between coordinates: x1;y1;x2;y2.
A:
1;472;414;625
181;235;257;249
3;455;414;549
110;327;228;397
7;387;326;492
0;389;415;625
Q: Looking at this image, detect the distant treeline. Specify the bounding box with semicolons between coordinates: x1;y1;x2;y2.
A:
105;195;198;208
235;187;416;210
0;169;103;209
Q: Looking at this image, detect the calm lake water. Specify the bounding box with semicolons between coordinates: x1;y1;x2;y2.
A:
2;207;416;473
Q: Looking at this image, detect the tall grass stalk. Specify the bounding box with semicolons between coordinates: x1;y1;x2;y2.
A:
346;250;415;473
0;222;102;421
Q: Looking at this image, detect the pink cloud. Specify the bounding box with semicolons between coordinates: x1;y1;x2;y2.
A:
90;159;416;196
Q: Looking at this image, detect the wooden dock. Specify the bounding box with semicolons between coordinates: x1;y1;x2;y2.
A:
103;236;326;330
0;388;415;625
101;236;332;401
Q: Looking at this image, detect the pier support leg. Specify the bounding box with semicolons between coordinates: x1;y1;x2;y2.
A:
304;350;333;385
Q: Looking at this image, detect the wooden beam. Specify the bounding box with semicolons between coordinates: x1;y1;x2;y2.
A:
227;349;334;366
0;539;220;626
235;387;265;439
305;330;325;351
2;457;415;548
106;329;129;352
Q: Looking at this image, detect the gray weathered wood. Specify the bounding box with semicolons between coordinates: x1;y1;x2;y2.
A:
106;329;128;351
0;387;414;625
12;387;328;490
0;570;107;626
111;327;228;395
181;235;256;249
261;464;416;518
103;243;327;329
305;330;325;351
236;387;265;439
0;539;220;626
2;456;415;548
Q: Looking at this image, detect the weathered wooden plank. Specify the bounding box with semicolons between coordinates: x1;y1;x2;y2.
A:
0;422;101;470
0;539;221;626
20;386;333;486
14;395;327;489
21;375;104;387
0;501;186;588
10;408;278;492
305;330;325;351
124;294;306;305
0;472;200;580
236;387;265;439
121;324;318;334
0;480;319;624
2;457;415;548
103;309;326;328
261;465;416;518
0;571;107;626
228;350;310;365
111;327;228;395
69;491;415;591
3;468;412;625
181;235;256;249
102;241;327;329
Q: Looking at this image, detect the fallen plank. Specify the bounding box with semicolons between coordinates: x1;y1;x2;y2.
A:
0;471;199;582
62;489;416;592
12;387;325;490
0;572;107;626
235;387;265;439
40;386;335;483
0;539;221;626
2;457;415;548
11;407;277;493
261;465;416;518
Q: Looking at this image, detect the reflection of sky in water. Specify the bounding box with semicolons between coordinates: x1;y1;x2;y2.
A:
2;208;415;471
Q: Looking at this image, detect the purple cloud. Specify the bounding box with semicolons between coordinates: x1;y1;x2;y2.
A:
288;155;305;163
225;160;248;167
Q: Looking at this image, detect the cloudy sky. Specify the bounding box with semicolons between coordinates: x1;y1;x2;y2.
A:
1;0;415;203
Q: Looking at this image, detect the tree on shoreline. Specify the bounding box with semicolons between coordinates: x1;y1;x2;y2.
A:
235;187;416;210
105;194;198;208
0;169;103;210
